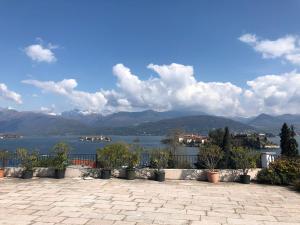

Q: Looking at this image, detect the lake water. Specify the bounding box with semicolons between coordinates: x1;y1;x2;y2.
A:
1;135;299;155
0;135;198;155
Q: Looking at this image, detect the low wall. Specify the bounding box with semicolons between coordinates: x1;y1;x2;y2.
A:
3;166;261;182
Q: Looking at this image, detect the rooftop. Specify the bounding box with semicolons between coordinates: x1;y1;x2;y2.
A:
0;178;299;225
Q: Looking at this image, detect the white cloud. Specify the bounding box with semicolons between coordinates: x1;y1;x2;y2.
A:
0;83;22;104
239;33;300;65
24;42;57;63
242;71;300;115
22;63;300;116
22;79;107;113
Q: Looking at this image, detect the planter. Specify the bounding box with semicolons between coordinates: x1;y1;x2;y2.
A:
54;169;66;179
125;168;136;180
22;170;33;179
0;169;4;178
240;174;251;184
207;171;220;183
101;169;111;179
154;170;165;182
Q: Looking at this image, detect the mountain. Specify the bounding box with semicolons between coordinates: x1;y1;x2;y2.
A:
98;115;255;135
61;109;102;125
0;109;254;136
247;113;300;134
61;109;206;127
0;109;92;135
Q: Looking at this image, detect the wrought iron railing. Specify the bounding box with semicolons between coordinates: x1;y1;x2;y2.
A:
1;153;199;169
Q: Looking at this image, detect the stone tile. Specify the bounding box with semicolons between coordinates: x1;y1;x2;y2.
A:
61;217;89;224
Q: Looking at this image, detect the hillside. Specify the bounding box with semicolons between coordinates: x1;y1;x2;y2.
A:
247;113;300;134
98;115;256;135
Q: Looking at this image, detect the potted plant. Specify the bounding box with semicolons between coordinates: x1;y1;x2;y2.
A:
150;149;169;182
125;151;140;180
198;144;223;183
52;142;70;179
16;148;38;179
0;150;9;178
97;143;129;179
232;147;259;184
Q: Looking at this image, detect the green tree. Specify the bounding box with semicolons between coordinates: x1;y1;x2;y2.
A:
280;123;299;157
280;123;290;156
222;127;232;168
288;126;298;157
209;128;224;147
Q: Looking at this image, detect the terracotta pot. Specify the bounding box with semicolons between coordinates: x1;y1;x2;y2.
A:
0;169;4;178
207;171;220;183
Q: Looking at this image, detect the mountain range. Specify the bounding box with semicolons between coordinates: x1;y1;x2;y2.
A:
0;108;299;136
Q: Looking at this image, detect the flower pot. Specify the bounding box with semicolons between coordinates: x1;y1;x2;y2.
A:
101;169;111;179
22;170;33;179
240;174;251;184
125;168;136;180
54;169;66;179
207;171;220;183
155;170;165;182
0;169;4;178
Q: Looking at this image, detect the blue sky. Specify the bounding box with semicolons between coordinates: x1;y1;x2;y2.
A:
1;1;300;116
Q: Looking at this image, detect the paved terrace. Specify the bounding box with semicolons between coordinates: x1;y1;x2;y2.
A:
0;178;299;225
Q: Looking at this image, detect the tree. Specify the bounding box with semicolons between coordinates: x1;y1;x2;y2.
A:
280;123;299;157
165;128;183;155
209;128;225;147
280;123;290;156
222;127;232;168
288;126;298;157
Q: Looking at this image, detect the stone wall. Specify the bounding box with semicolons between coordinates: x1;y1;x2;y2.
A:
4;166;261;182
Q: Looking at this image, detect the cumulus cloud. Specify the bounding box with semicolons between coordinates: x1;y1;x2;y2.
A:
22;79;107;112
22;63;300;116
0;83;22;104
24;40;57;63
239;33;300;65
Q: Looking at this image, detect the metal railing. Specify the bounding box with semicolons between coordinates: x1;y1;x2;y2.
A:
1;153;199;169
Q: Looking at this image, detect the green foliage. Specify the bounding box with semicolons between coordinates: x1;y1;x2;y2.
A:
0;150;11;169
257;157;300;185
125;151;140;169
165;129;183;155
232;147;258;175
221;127;233;168
149;149;169;170
52;142;70;170
280;123;298;157
198;143;223;171
16;148;38;172
97;143;129;169
209;128;224;147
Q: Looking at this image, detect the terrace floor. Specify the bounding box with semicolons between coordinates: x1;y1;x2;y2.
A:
0;178;299;225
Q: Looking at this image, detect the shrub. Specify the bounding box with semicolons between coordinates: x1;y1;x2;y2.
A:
257;157;300;185
150;149;169;170
16;148;39;172
97;143;129;169
232;147;259;175
198;144;223;171
52;142;70;170
125;151;140;169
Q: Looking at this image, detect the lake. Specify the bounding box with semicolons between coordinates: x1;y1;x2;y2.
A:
0;135;199;155
1;135;299;156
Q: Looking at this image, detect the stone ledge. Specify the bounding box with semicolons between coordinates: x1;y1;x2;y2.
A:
3;167;261;182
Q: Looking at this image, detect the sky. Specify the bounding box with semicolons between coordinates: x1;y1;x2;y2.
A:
1;0;300;117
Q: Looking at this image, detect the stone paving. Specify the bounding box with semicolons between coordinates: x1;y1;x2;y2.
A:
0;178;299;225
